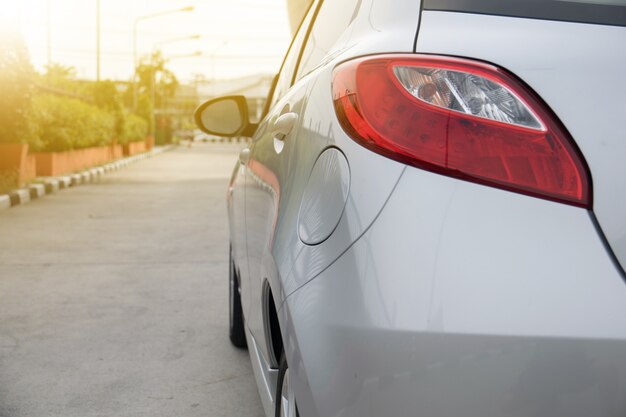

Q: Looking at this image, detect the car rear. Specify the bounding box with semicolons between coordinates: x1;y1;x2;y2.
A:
281;1;626;416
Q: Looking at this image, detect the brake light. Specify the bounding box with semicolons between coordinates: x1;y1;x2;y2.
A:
332;55;590;207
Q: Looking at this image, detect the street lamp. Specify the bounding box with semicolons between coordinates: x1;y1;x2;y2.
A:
154;34;201;49
132;5;194;110
163;51;203;61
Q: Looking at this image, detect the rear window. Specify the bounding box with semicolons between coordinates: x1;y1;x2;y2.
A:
423;0;626;26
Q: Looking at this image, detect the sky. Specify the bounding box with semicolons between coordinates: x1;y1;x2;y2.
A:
0;0;293;83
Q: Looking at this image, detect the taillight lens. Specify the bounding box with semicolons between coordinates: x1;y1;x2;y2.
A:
332;55;590;207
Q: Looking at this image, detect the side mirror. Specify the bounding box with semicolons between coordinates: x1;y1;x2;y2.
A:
194;95;256;137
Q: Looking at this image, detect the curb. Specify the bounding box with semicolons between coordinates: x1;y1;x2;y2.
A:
0;195;10;210
43;179;60;193
0;145;175;211
29;183;45;199
9;189;30;206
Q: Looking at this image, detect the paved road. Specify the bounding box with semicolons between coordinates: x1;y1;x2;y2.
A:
0;143;264;417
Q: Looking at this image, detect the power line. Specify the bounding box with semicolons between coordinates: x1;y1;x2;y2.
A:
36;46;284;59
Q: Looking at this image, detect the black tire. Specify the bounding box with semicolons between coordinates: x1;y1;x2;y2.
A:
275;353;299;417
229;246;247;348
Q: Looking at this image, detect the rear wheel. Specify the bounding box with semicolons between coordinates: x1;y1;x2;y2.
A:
229;246;247;348
275;353;299;417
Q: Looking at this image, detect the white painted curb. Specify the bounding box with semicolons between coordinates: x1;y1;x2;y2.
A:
10;189;30;206
59;176;72;189
0;195;10;210
44;179;60;193
29;183;45;199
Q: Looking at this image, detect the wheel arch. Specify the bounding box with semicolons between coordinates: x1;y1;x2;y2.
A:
263;279;283;369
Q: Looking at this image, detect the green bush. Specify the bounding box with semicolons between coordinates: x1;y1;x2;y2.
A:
31;93;148;152
136;93;154;135
119;114;148;145
91;80;126;139
0;170;18;194
2;41;154;153
32;94;115;152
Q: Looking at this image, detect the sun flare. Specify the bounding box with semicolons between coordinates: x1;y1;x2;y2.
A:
0;0;22;30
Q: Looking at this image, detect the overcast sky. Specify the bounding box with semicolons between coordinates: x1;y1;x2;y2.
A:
0;0;292;83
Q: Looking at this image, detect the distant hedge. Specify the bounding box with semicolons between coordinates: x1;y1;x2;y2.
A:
1;36;150;152
31;94;147;152
31;94;114;152
119;113;148;145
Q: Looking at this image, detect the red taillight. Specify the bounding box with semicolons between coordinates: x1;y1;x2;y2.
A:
332;55;591;207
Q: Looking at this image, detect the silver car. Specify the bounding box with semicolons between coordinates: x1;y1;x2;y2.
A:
194;0;626;416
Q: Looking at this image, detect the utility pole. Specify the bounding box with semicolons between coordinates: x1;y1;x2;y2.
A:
47;0;51;84
96;0;101;81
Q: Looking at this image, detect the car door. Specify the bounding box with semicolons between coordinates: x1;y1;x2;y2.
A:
229;144;249;294
240;1;321;362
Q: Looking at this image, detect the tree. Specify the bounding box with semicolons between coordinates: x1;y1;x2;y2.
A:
91;80;125;138
43;63;77;88
0;31;37;144
133;51;179;143
136;93;155;136
135;51;179;109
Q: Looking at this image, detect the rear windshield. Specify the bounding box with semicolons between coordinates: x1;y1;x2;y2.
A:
423;0;626;26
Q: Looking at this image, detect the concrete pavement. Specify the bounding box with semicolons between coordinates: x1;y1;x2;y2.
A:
0;143;264;417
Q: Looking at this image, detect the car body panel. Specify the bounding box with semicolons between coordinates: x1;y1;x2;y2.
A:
244;80;311;365
416;10;626;273
234;0;423;366
269;0;424;298
245;328;279;417
226;0;423;412
228;160;248;288
273;69;407;299
297;147;351;246
282;166;626;417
